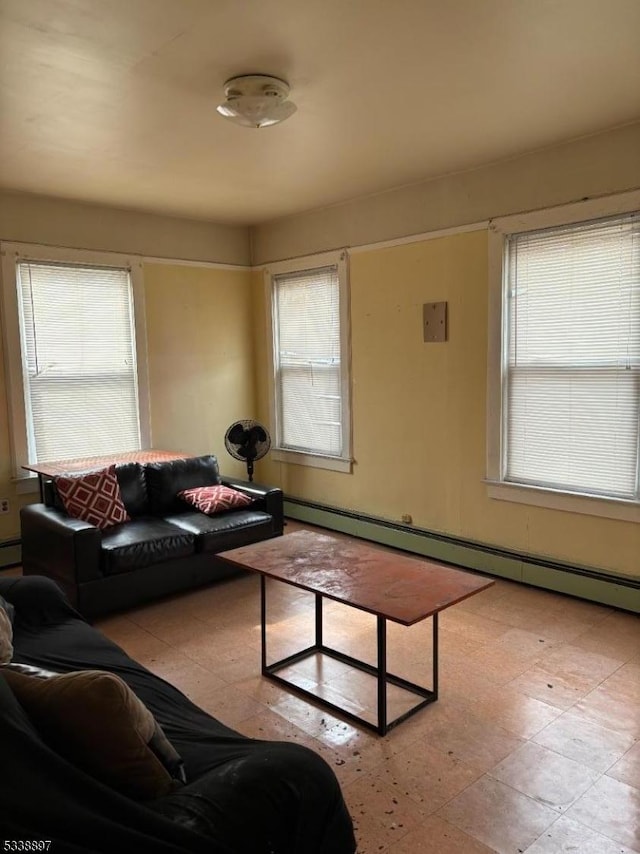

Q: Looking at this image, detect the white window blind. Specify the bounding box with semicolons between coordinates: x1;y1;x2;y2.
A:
17;260;142;462
505;212;640;498
273;265;343;456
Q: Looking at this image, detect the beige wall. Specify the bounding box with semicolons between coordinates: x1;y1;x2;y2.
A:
250;122;640;581
144;262;255;478
255;231;640;578
251;121;640;264
0;189;250;266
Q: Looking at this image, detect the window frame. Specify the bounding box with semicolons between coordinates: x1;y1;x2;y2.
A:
486;189;640;522
0;241;151;491
264;249;352;473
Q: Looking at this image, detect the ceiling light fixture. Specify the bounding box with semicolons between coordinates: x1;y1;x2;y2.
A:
216;74;297;129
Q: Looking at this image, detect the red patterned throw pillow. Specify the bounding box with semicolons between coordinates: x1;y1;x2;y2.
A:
179;485;253;515
54;466;130;530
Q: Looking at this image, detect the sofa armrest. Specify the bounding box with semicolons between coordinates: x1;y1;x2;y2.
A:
0;576;81;625
20;504;103;597
219;477;284;535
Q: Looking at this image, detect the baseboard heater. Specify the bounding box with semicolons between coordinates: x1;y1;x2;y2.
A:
0;538;21;571
283;497;640;614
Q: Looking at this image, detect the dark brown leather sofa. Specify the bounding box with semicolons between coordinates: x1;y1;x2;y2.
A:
19;454;283;619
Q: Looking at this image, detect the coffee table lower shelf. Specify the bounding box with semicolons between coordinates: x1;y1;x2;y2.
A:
260;576;438;736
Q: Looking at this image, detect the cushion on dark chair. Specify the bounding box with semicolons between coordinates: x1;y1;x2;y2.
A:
146;455;221;516
1;667;186;800
165;510;274;554
0;597;13;664
0;594;15;626
101;519;195;575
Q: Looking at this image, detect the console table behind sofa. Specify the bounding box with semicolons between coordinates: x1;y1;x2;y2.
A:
23;449;188;501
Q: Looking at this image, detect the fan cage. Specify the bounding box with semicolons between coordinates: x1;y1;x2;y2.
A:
224;420;271;481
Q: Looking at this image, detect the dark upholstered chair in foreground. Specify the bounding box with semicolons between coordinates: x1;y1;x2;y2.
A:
0;576;356;854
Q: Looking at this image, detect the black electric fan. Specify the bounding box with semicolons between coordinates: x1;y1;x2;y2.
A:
224;420;271;482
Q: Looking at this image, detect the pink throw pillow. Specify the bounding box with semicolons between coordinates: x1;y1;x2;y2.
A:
179;485;252;515
54;466;130;530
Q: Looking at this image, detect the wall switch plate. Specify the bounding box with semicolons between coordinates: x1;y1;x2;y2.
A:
423;301;447;342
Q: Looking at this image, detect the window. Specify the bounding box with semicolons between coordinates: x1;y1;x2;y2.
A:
487;192;640;521
266;250;351;472
1;243;150;484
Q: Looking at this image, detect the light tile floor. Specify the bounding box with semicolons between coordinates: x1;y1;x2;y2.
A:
93;522;640;854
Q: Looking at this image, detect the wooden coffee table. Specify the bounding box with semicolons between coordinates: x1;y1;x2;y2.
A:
221;530;494;735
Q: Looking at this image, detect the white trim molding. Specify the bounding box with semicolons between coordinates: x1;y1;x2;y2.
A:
264;249;353;474
486;189;640;519
272;449;352;473
486;480;640;524
143;255;252;272
0;241;151;479
349;220;488;254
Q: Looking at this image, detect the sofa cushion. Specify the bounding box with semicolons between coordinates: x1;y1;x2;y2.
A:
178;484;253;515
115;462;149;517
165;509;274;554
145;455;221;516
1;667;186;800
54;466;130;530
100;518;195;575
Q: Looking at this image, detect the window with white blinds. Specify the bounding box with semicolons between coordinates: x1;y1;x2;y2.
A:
269;253;351;468
504;212;640;499
16;260;142;463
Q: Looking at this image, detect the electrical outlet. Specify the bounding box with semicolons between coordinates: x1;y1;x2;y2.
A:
0;499;9;515
401;513;413;524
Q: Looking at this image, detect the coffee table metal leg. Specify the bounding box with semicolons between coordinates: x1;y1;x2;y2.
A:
315;593;323;647
433;612;439;699
260;577;439;735
260;574;267;674
377;616;387;735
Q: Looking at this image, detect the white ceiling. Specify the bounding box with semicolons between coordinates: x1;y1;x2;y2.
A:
1;0;639;226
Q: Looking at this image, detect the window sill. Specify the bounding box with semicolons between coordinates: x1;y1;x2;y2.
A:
272;449;352;474
13;476;39;496
486;480;640;523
